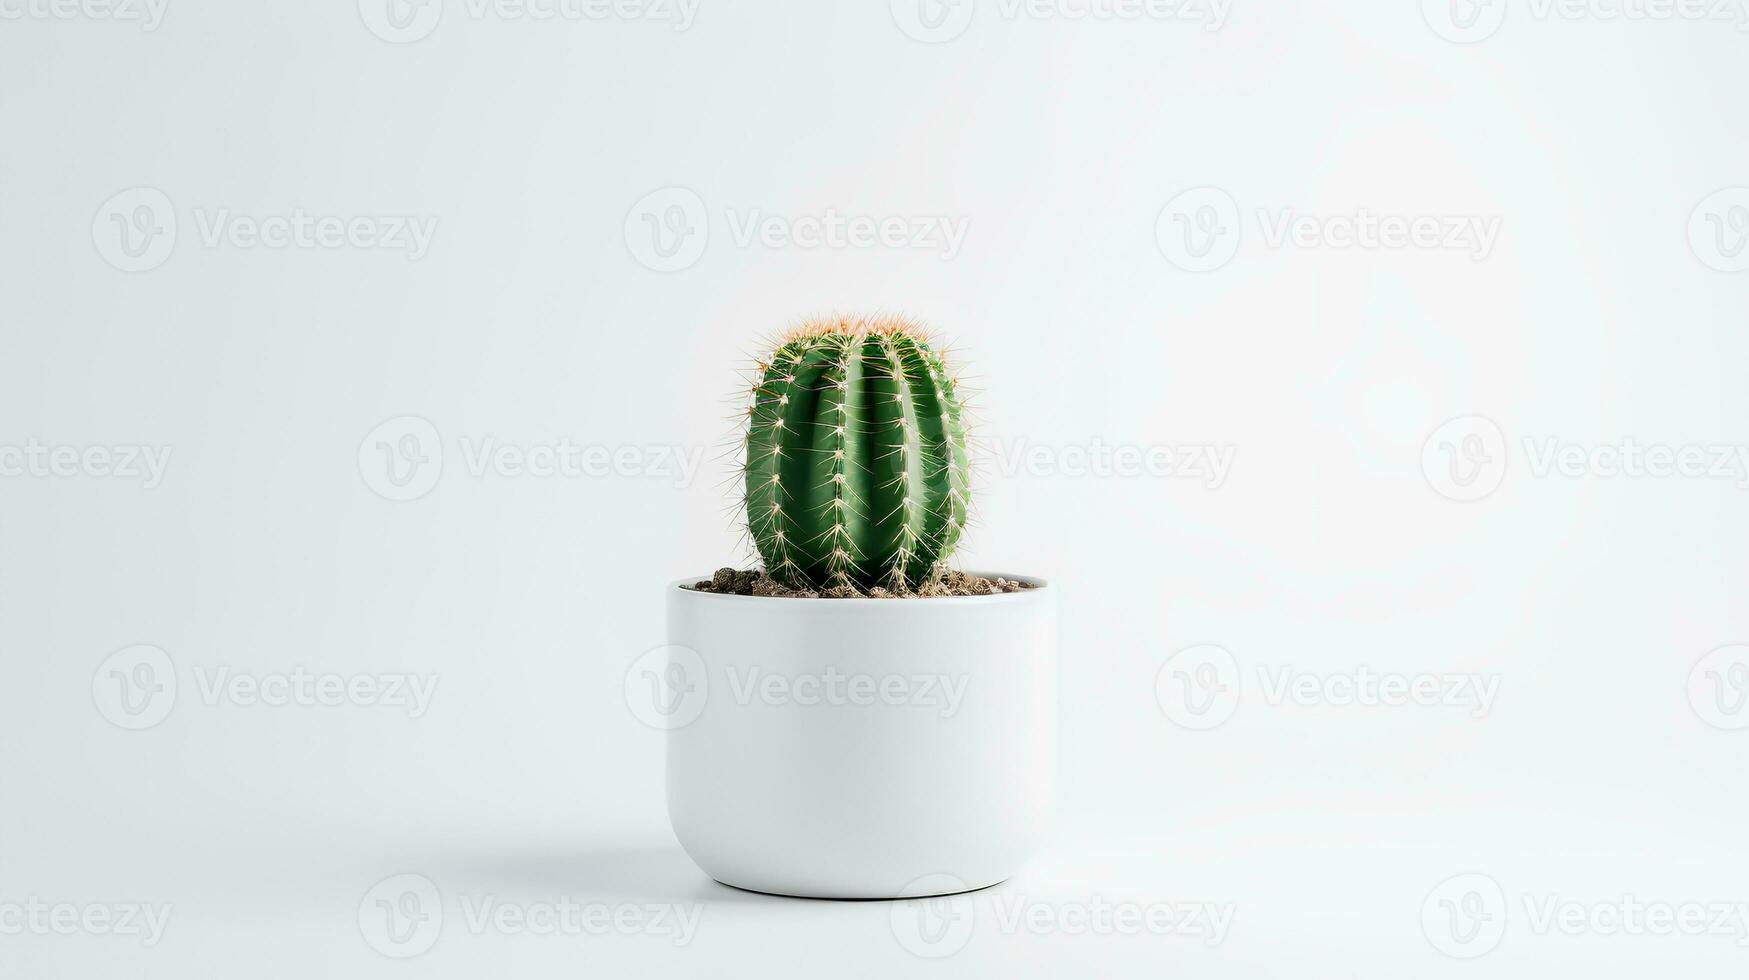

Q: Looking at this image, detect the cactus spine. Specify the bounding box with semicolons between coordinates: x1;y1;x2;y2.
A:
743;316;971;591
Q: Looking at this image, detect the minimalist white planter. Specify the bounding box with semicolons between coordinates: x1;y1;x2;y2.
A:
664;574;1056;899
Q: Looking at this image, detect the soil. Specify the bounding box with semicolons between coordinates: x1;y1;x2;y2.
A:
685;567;1037;599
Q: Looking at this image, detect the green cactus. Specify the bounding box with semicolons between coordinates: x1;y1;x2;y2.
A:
742;316;972;591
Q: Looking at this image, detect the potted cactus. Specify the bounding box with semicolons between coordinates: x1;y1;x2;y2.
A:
665;315;1056;899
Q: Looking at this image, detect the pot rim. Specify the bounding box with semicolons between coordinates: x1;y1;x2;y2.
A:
670;570;1052;604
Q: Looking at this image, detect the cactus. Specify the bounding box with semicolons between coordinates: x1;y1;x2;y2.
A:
742;316;971;591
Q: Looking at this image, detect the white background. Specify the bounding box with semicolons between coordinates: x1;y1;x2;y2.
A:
4;0;1748;975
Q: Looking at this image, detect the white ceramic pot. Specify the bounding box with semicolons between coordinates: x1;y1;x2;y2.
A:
664;574;1056;899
